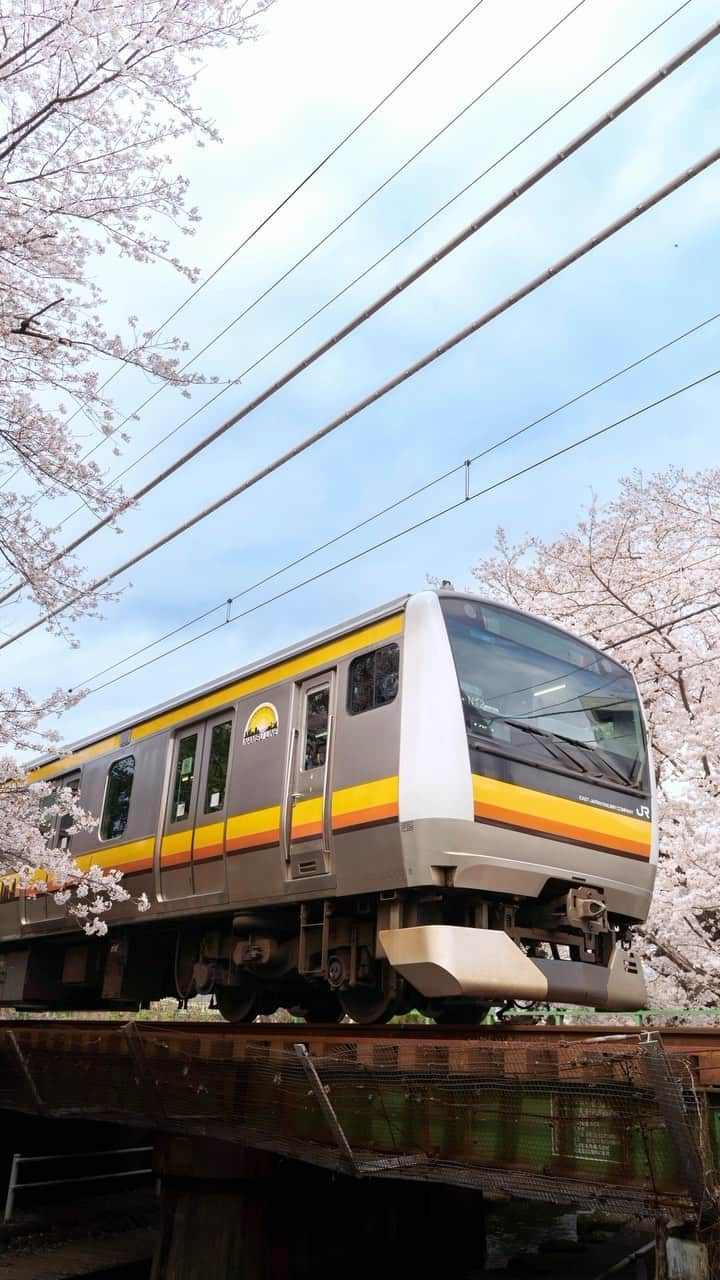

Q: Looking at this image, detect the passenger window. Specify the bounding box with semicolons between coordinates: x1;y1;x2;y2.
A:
170;733;197;823
348;644;400;714
303;687;329;770
100;756;135;840
204;721;232;813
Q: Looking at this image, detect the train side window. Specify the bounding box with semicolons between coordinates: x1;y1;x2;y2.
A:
204;720;232;813
170;733;197;823
100;756;135;841
348;644;400;715
303;687;329;770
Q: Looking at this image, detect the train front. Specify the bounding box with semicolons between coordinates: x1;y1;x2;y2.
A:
382;590;656;1012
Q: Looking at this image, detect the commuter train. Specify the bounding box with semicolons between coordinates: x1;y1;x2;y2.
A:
0;590;656;1023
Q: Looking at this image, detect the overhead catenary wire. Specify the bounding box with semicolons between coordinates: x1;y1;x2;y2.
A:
0;0;607;615
4;134;720;655
74;307;720;691
605;600;720;649
63;0;590;473
5;14;718;611
75;364;720;697
0;0;489;476
59;0;693;521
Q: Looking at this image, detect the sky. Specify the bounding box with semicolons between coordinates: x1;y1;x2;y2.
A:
5;0;720;753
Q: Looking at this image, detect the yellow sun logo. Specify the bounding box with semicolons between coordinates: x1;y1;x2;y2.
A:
243;702;279;744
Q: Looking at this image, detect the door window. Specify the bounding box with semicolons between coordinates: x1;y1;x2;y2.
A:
303;687;329;770
204;720;232;813
100;756;135;840
57;776;80;850
170;733;198;823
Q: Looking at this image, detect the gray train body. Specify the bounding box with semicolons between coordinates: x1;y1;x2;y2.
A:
1;590;656;1022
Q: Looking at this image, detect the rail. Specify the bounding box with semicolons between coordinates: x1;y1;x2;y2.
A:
2;1015;720;1050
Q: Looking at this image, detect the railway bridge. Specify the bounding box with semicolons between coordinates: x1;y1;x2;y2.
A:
0;1018;717;1277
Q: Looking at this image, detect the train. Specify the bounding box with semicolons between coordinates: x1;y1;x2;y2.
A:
0;589;656;1023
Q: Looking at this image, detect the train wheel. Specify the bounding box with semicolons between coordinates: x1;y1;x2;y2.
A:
338;967;404;1024
215;984;258;1024
432;1003;490;1026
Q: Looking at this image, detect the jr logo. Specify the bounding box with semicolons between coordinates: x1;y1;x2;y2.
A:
635;805;651;820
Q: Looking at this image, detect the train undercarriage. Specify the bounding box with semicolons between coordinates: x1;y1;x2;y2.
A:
0;882;646;1023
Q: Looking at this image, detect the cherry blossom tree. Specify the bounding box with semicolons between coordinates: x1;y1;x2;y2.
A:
0;0;269;928
471;466;720;1004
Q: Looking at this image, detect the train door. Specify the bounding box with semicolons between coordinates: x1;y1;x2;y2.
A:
285;672;336;879
22;772;80;926
159;722;206;900
159;717;231;901
191;712;233;897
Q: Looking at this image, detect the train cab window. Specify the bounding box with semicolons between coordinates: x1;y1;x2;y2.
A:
348;643;399;715
170;733;197;823
100;756;135;840
303;687;329;770
204;720;232;813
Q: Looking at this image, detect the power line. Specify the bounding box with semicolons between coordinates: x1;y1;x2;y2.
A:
4;133;720;654
637;650;720;684
71;0;692;514
4;15;717;612
73;308;720;691
63;0;589;472
75;363;720;696
605;599;720;649
0;0;489;490
0;0;606;606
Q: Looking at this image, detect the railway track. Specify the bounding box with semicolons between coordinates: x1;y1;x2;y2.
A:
2;1016;718;1052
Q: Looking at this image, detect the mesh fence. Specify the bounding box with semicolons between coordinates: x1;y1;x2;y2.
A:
0;1022;716;1219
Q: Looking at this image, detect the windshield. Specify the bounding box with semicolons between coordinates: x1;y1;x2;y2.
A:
441;597;647;789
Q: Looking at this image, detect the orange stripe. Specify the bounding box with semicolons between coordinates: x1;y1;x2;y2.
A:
291;819;322;840
474;799;650;857
333;801;398;829
192;841;224;861
226;827;279;852
114;856;153;874
160;846;192;867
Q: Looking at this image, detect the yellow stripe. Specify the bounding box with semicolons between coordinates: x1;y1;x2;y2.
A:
19;777;401;886
76;837;155;872
132;614;403;741
30;614;403;782
31;734;123;783
193;821;225;853
161;830;191;859
472;774;651;855
293;796;322;825
332;776;398;816
226;805;280;843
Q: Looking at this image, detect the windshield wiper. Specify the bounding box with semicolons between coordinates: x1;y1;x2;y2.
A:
500;717;592;774
502;719;635;788
549;730;635;786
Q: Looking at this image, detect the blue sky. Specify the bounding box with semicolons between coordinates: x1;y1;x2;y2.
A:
6;0;720;753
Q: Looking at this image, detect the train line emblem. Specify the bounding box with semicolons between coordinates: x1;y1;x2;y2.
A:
243;702;279;745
